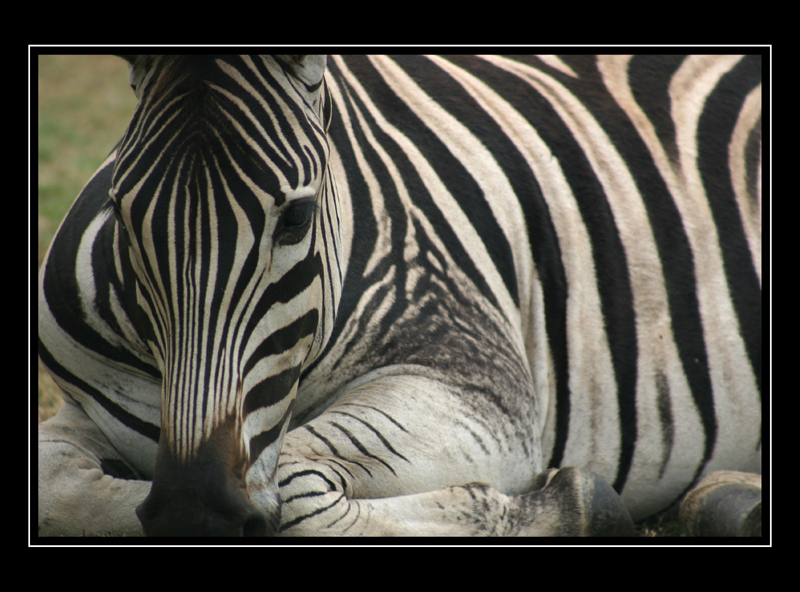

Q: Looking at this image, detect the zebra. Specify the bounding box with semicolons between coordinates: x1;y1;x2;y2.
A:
37;55;762;537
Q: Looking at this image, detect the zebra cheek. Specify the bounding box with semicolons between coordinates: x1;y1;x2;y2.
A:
245;434;286;529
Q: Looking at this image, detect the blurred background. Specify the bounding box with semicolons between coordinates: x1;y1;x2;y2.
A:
37;54;137;421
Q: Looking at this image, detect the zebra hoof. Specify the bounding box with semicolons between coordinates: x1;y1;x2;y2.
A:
524;467;635;536
679;471;762;537
584;471;636;536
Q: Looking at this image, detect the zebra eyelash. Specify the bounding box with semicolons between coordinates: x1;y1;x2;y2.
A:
105;198;131;244
275;199;319;245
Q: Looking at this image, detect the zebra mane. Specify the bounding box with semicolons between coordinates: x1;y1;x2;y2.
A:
145;55;309;94
144;55;221;99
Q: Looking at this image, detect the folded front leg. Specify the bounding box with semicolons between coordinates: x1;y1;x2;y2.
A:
279;459;633;536
276;368;633;536
38;403;151;537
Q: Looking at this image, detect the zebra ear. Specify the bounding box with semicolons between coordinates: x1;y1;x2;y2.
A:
277;55;328;88
115;54;155;100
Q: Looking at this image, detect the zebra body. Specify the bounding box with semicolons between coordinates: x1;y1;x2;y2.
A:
38;55;761;536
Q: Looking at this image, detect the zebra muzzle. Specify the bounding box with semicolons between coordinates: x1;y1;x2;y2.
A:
136;418;276;537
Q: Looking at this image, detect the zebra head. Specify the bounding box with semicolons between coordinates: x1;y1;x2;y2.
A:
110;55;340;535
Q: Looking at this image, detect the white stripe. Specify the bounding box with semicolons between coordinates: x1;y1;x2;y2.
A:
535;55;579;78
730;83;762;283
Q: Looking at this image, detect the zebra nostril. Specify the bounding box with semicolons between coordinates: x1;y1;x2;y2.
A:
138;418;275;537
137;480;271;536
242;514;269;536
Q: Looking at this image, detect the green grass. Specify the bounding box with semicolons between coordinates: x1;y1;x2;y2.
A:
37;55;137;267
635;508;685;537
37;55;138;422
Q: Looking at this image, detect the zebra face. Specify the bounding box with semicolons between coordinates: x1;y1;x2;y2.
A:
110;55;339;535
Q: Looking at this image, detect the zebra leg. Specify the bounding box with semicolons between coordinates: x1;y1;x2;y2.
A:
277;369;633;536
279;465;633;537
679;471;762;537
38;402;150;536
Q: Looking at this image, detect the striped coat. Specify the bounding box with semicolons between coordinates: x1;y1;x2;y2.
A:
38;55;761;536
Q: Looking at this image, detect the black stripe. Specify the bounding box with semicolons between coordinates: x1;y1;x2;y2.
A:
328;410;410;462
248;405;292;463
628;55;687;164
279;492;345;532
38;337;161;443
342;403;409;433
330;420;399;474
303;425;372;476
243;366;301;415
243;309;319;377
697;55;762;398
655;370;675;478
279;467;339;490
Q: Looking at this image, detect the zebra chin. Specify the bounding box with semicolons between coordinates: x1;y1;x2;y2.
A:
136;416;281;537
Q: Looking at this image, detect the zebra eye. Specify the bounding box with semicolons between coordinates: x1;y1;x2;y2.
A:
109;199;129;235
277;199;317;244
283;200;315;228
